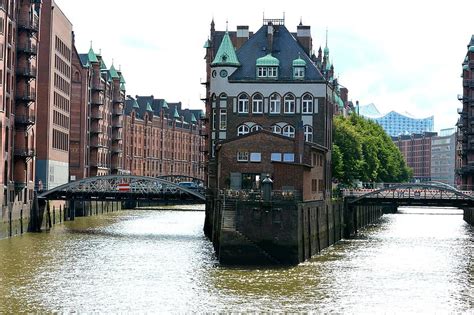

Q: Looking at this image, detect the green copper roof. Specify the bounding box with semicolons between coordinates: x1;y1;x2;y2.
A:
100;59;107;70
162;100;168;109
191;113;197;123
335;94;344;109
469;45;474;52
463;64;469;71
256;53;280;66
109;64;120;79
132;99;140;109
173;108;180;119
211;32;240;66
203;39;211;49
292;57;306;67
120;82;126;91
324;46;329;56
120;73;126;84
88;47;98;63
146;102;153;112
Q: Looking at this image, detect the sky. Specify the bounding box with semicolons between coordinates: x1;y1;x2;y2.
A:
54;0;474;132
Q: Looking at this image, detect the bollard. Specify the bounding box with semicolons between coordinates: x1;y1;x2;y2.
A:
262;174;273;202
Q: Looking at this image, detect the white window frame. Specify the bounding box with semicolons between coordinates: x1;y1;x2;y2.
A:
238;94;249;113
250;152;261;162
252;94;263;114
268;67;278;78
251;125;262;132
284;94;295;114
302;94;313;114
237;151;249;162
283;125;295;138
293;67;305;79
304;125;313;142
283;153;295;162
270;94;281;114
272;125;282;134
237;125;250;136
271;153;282;161
219;109;227;130
257;67;267;78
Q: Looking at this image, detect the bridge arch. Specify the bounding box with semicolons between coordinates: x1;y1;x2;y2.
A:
346;182;474;207
38;175;205;201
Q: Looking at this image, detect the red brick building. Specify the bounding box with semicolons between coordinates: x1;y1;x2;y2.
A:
123;96;205;179
392;132;437;182
36;0;72;190
69;45;125;179
0;0;41;237
457;36;474;188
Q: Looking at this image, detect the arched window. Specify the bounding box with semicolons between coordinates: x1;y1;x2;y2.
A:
304;125;313;142
272;125;282;134
302;93;313;114
252;93;263;114
269;93;281;114
283;125;295;138
238;94;249;113
237;124;250;136
219;93;227;100
284;94;295;114
251;124;262;132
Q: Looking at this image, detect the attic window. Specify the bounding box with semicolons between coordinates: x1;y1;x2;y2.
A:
257;66;278;78
293;67;305;79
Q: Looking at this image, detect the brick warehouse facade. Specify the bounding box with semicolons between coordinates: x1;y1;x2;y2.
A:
457;35;474;188
0;0;41;237
0;1;206;237
123;96;205;178
36;0;72;190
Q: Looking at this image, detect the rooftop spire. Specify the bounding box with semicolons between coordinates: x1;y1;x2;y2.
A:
211;28;240;67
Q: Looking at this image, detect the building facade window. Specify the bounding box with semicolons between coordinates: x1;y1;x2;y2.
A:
252;93;263;114
237;151;249;162
250;152;261;162
219;109;227;130
257;67;278;78
304;125;313;142
237;124;250;136
251;124;262;132
271;153;282;161
238;94;249;113
283;125;295;138
283;153;295;162
272;125;282;134
270;93;281;114
293;67;305;79
302;93;313;114
284;94;295;114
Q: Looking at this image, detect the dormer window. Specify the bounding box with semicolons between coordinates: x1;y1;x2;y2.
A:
256;53;280;79
292;56;307;80
293;67;305;79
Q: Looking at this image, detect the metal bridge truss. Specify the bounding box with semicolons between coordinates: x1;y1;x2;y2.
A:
345;182;474;207
38;175;205;201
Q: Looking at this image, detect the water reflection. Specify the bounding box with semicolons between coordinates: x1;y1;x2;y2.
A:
0;206;472;313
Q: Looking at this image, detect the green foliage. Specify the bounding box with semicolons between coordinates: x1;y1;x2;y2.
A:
332;114;412;186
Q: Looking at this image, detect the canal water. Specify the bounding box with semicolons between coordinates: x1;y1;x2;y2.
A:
0;205;472;313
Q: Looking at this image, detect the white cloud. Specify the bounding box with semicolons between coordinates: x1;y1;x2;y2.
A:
54;0;474;131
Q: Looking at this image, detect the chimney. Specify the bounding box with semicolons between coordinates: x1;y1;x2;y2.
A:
267;22;273;52
297;23;312;55
236;25;249;49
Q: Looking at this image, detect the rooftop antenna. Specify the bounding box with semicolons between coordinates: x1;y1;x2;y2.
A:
325;27;328;48
299;16;303;25
226;19;228;32
90;40;93;49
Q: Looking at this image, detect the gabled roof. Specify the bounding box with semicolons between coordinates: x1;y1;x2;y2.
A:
88;47;98;63
146;101;153;112
109;64;120;79
173;107;180;119
211;31;240;67
100;58;107;70
229;24;324;81
78;53;90;68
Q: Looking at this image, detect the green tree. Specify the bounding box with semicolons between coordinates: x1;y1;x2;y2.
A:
333;114;412;185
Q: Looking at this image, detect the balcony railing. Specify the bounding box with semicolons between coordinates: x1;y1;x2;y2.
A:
113;96;124;103
17;42;38;55
90;125;103;134
91;97;104;105
220;189;302;202
90;111;103;120
15;114;36;125
112;132;123;140
113;108;124;116
111;146;123;153
17;16;40;32
112;121;123;128
16;66;37;78
92;83;105;91
16;91;36;102
14;148;35;158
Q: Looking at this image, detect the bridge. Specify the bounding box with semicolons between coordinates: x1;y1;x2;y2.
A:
38;175;205;201
343;182;474;207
